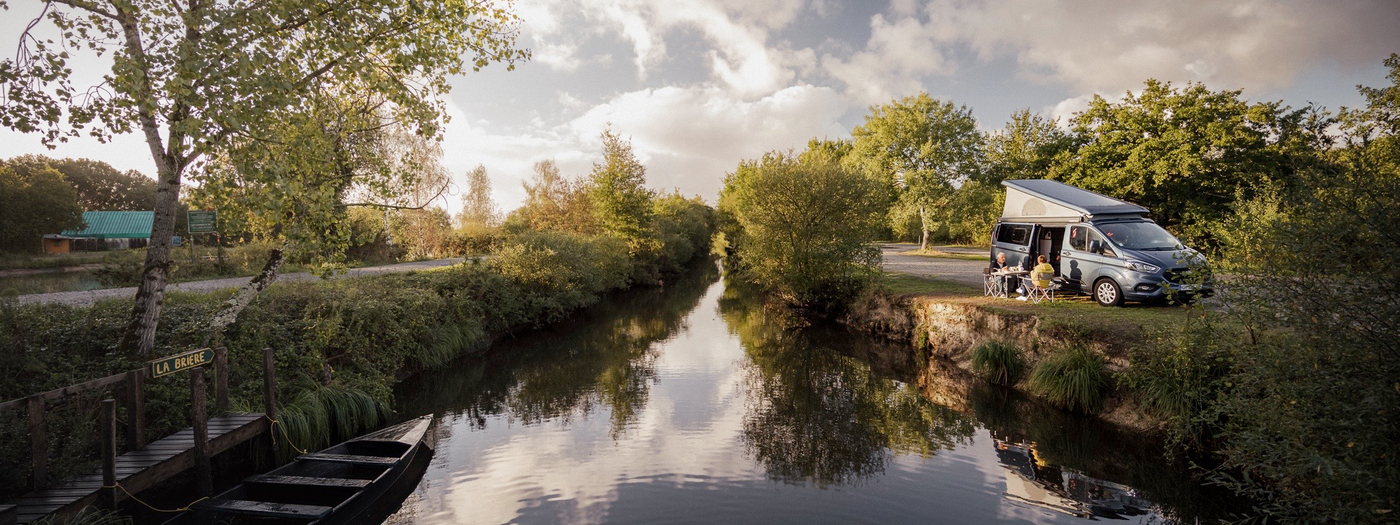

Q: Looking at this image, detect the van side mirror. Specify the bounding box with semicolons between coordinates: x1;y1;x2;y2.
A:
1088;240;1102;254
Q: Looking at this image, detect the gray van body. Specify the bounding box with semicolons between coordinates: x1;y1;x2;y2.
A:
990;180;1211;304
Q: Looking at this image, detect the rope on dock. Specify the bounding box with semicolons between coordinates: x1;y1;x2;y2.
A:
101;482;208;513
269;418;310;455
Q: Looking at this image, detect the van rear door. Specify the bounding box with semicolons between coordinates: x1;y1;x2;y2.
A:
992;222;1035;268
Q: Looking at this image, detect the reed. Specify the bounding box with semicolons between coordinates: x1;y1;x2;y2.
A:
1028;346;1109;413
970;340;1025;386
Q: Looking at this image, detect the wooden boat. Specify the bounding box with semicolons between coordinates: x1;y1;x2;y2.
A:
184;415;434;525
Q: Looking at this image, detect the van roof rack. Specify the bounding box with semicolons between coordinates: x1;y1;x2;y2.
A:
1001;179;1148;221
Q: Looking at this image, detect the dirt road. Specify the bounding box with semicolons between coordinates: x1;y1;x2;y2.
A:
879;244;988;287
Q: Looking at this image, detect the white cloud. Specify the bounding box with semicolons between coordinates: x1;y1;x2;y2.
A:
923;0;1400;94
566;84;848;198
821;13;953;105
437;83;846;215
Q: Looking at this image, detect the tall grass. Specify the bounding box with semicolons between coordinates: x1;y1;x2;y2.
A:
970;340;1025;386
1029;346;1109;413
32;508;131;525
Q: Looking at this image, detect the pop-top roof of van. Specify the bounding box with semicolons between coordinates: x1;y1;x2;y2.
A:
1000;179;1148;221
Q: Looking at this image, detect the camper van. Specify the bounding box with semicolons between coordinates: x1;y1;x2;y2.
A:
990;179;1211;306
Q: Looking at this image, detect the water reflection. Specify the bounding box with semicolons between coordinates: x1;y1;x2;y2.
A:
388;263;1228;524
719;276;975;487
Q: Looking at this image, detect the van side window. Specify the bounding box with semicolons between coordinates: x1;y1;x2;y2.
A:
1069;226;1087;251
996;224;1031;246
1088;229;1115;257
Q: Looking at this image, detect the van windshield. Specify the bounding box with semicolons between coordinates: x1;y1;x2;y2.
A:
1098;221;1182;251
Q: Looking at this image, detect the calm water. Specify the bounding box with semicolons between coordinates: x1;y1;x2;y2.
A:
0;270;102;295
387;263;1228;524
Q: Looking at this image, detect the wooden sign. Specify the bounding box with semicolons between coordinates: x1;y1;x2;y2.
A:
188;210;218;233
150;348;214;378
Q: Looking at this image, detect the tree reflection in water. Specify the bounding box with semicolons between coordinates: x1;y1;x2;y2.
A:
394;260;721;435
718;274;976;487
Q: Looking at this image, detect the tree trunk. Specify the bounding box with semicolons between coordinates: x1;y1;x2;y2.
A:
119;158;182;357
919;205;930;251
209;248;285;339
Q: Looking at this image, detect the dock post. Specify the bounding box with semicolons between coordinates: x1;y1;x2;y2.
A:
214;344;228;414
99;399;117;509
125;370;145;449
263;347;278;460
191;368;213;496
26;395;45;489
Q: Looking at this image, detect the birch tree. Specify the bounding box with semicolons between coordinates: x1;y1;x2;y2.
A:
0;0;527;355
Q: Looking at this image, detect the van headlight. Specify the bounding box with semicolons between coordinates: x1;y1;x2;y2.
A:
1126;260;1160;273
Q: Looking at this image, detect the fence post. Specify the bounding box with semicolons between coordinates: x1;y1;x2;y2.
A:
124;370;145;449
263;347;278;461
26;395;46;489
99;399;117;509
191;368;213;496
214;344;228;414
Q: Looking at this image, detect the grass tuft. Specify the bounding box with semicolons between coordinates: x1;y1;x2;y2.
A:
1029;346;1109;413
32;507;131;525
971;340;1026;386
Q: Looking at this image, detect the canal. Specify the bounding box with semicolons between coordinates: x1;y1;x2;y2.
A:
387;263;1231;524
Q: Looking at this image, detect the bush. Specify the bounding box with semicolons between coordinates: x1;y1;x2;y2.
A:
0;220;715;498
719;150;885;309
970;340;1025;386
1029;346;1109;413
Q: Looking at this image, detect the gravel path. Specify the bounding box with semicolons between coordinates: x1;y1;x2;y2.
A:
879;244;988;287
15;258;466;307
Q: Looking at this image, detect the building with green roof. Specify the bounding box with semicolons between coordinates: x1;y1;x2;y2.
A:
44;211;154;253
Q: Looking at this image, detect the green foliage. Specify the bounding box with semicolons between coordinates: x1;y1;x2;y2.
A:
458;164;501;227
588;128;657;251
0;214;713;498
511;159;599;234
720;149;886;308
847;92;983;246
981;110;1074;185
1050;80;1322;245
1029;346;1109;413
489;231;631;321
1154;57;1400;523
651;193;717;276
0;162;84;252
1122;310;1232;451
970;340;1026;386
3;156;155;211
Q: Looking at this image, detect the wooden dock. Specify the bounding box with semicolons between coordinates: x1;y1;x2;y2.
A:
8;414;268;524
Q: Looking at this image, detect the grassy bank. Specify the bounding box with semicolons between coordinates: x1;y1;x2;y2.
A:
0;228;712;501
845;273;1225;431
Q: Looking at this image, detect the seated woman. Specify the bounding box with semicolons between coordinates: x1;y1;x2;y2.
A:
1019;255;1057;298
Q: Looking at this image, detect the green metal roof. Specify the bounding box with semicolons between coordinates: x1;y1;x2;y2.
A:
62;211;154;239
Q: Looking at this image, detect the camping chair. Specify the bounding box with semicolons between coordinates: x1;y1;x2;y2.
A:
982;267;1000;297
1019;271;1062;304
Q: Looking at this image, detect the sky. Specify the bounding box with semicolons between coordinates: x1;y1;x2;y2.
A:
3;0;1399;215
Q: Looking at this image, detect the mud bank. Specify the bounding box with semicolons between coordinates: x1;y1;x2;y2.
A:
843;291;1161;432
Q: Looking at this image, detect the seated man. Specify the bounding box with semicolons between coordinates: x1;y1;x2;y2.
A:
990;252;1015;296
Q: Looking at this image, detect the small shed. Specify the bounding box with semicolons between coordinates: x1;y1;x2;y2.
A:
47;211;155;252
1001;179;1148;223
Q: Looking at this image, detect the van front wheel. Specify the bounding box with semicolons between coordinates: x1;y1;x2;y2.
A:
1094;278;1123;307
